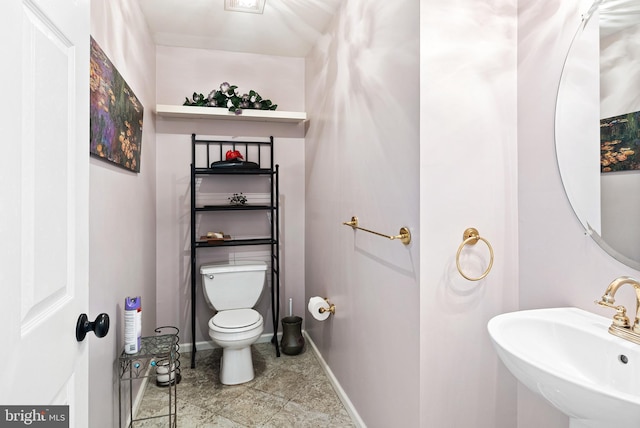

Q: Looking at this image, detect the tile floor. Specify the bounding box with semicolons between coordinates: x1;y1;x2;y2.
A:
134;342;356;427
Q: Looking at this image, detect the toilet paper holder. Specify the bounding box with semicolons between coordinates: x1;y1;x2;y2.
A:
319;298;336;315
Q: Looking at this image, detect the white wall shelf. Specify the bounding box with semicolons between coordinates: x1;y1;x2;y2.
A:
155;104;307;123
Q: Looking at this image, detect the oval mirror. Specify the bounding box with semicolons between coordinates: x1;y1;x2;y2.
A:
556;0;640;270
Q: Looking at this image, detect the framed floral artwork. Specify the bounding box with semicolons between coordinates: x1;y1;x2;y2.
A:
90;37;143;172
600;111;640;173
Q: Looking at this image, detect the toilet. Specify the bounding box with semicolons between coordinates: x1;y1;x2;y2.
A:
200;260;266;385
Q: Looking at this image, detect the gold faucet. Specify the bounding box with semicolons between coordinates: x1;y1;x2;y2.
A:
595;276;640;345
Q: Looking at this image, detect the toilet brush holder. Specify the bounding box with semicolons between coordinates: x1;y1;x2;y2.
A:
280;316;304;355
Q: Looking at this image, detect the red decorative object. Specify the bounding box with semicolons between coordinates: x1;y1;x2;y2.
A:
225;150;244;161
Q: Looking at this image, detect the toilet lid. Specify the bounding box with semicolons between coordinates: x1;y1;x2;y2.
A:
212;309;260;329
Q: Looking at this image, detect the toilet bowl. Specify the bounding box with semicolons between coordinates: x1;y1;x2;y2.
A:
200;261;267;385
208;308;264;385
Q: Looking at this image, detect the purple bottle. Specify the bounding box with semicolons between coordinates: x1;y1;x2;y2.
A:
124;296;142;354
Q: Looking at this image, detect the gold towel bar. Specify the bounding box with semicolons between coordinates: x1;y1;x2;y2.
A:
342;216;411;245
455;227;494;281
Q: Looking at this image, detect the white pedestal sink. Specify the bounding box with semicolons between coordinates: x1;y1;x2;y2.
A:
488;307;640;428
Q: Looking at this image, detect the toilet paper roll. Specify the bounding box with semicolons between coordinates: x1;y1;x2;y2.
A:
155;360;176;386
308;296;331;321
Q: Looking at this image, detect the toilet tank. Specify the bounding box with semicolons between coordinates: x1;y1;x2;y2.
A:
200;261;267;311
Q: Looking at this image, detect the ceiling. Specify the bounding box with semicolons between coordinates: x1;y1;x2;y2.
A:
137;0;640;56
599;0;640;37
137;0;342;57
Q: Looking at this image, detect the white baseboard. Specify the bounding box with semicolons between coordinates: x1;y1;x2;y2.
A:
173;332;366;427
303;331;366;428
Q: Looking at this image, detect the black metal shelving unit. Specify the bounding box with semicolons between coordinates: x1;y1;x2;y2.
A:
189;134;280;368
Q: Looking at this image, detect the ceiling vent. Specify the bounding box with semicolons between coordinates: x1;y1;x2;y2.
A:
224;0;266;14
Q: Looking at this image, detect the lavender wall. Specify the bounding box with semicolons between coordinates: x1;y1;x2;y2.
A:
155;47;306;347
419;0;519;426
89;1;157;426
305;1;420;426
518;0;640;426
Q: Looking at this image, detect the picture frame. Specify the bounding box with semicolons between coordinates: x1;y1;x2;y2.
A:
600;110;640;173
89;37;143;173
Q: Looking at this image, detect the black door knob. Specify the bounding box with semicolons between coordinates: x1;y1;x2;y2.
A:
76;313;110;341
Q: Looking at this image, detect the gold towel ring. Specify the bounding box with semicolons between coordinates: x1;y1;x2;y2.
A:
456;228;494;281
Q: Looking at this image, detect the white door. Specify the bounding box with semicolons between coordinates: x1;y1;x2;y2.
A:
0;0;91;426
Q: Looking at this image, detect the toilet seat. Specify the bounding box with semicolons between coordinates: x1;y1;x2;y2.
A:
210;309;262;333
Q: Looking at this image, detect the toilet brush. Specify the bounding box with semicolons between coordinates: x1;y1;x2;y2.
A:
281;298;304;355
